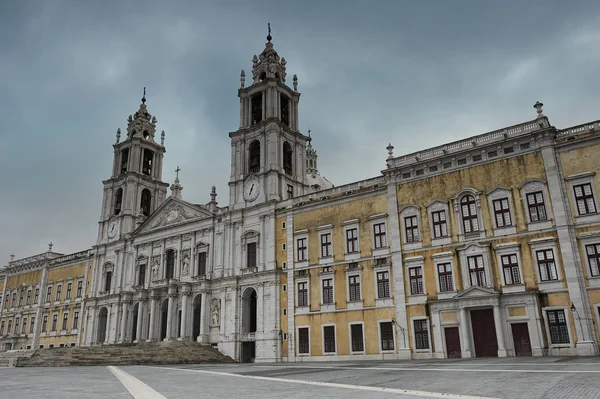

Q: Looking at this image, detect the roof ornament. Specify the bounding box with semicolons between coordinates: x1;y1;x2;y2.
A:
10;253;15;262
161;130;165;146
293;74;298;92
267;22;272;42
534;101;544;119
240;70;245;88
116;128;121;144
142;87;147;104
48;242;53;252
175;166;181;182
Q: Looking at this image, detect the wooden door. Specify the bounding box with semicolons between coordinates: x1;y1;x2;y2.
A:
511;323;532;356
444;327;462;358
470;309;498;357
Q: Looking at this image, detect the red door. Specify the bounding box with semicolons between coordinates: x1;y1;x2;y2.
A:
470;309;498;357
511;323;532;356
444;327;461;358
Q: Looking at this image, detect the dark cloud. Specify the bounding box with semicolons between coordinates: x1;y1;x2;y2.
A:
2;0;600;260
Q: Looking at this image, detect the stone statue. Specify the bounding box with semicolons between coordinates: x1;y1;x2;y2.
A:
211;299;220;326
152;259;160;280
181;255;190;276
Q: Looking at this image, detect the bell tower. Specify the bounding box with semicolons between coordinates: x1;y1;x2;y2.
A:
97;90;169;243
229;26;310;209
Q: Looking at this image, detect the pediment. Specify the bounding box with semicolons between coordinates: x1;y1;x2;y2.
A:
456;286;499;299
134;197;212;235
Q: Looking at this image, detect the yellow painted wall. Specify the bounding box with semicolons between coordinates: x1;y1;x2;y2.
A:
587;289;600;343
508;306;527;317
6;270;43;291
275;216;289;357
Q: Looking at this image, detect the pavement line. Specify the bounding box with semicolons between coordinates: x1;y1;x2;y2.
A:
107;366;167;399
148;365;499;399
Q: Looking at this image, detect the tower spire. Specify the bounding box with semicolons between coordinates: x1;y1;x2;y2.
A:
267;22;272;42
142;87;146;104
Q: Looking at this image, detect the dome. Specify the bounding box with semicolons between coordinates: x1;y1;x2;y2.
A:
306;172;334;192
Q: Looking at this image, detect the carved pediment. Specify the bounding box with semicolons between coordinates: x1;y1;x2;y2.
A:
456;286;499;299
134;198;212;235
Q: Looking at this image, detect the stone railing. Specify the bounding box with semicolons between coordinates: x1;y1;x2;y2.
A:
49;249;92;266
292;175;387;206
390;118;547;168
555;120;600;138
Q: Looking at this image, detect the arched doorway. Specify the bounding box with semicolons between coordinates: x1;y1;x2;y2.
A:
97;307;108;344
131;302;139;342
160;299;169;341
192;295;202;342
241;288;258;363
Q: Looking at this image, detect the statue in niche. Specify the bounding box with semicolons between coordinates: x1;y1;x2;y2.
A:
152;258;160;280
211;298;220;327
181;254;190;276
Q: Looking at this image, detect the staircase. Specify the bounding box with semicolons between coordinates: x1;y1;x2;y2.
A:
14;342;235;367
0;350;36;367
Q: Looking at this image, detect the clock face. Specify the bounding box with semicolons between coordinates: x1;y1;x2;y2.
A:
243;175;260;202
108;220;118;238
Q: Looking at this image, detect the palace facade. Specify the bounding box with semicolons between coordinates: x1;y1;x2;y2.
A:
1;32;599;361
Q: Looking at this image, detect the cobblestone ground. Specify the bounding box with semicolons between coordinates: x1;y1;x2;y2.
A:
2;357;600;398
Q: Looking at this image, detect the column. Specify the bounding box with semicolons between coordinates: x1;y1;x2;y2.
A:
198;291;207;343
459;307;471;358
135;301;144;343
165;292;174;341
119;301;128;343
147;296;156;342
493;305;507;357
179;290;189;341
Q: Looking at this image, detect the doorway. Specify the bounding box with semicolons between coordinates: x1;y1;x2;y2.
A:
470;309;498;357
444;327;461;358
192;295;202;341
160;299;168;341
242;288;257;333
242;341;256;363
97;307;108;344
131;302;139;342
511;323;532;356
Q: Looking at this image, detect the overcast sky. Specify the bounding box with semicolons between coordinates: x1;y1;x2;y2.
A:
2;0;600;262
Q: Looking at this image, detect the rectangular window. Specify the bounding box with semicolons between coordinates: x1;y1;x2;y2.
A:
12;292;16;307
520;142;531;150
105;272;112;292
320;233;332;257
429;165;438;172
526;191;547;222
18;292;23;306
402;172;411;179
42;315;48;332
409;266;424;295
246;242;257;268
537;249;558;281
377;271;390;298
501;254;521;285
547;309;569;344
404;215;419;243
76;281;83;298
432;210;448;238
437;263;454;292
66;283;72;300
373;222;387;249
298;327;309;354
138;264;147;286
46;287;52;303
350;324;364;352
348;275;361;301
297;282;308;307
457;158;467;165
14;319;19;334
30;316;35;333
488;150;498;157
34;288;39;304
585;244;600;277
443;162;452;169
493;198;512;227
62;313;68;331
287;184;294;199
468;255;486;287
52;314;58;331
504;146;514;154
472;154;482;162
22;317;27;334
197;253;207;276
323;326;336;353
416;169;424;176
461;196;479;233
380;321;394;350
73;311;79;329
414;320;430;349
346;228;359;253
574;183;597;215
322;279;333;304
297;238;307;261
7;320;12;333
55;285;62;301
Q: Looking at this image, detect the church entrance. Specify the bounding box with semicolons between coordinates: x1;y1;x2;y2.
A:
131;302;139;342
97;307;108;344
470;309;498;357
192;295;202;341
160;299;168;341
241;342;256;363
242;288;257;333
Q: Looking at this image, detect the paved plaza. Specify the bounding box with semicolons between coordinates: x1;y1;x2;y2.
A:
2;357;600;399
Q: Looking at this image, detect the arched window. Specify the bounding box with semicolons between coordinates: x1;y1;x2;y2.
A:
143;130;150;140
242;288;258;333
280;94;290;126
120;148;129;175
251;92;263;124
461;195;479;233
140;189;152;216
114;188;123;215
165;250;175;280
249;140;260;173
142;149;154;176
283;142;293;175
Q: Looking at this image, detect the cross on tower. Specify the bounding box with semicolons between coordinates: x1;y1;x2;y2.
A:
175;166;181;180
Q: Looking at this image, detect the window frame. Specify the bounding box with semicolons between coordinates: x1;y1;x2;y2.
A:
295;272;310;314
578;231;600;288
529;237;564;292
317;224;334;264
294;230;309;268
519;179;554;231
400;206;422;250
411;317;431;353
457;243;493;290
369;213;389;257
453;189;486;241
297;326;310;356
297;281;309;308
404;256;427;304
322;324;337;355
348;322;365;354
378;320;396;353
542;307;573;348
342;219;361;261
428;201;451;245
432;251;457;300
565;172;600;225
487;187;517;236
494;242;526;293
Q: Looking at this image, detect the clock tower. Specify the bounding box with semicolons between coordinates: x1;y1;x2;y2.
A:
97;91;169;244
229;27;310;209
